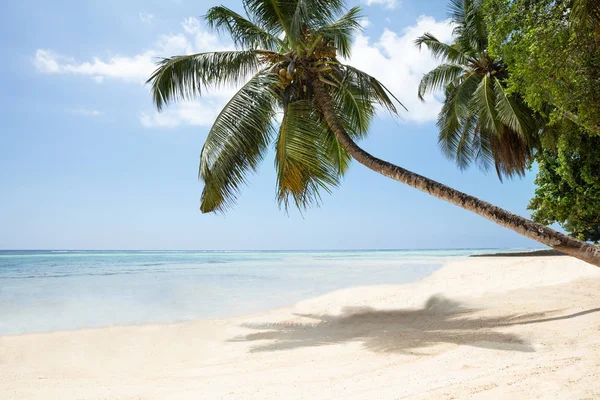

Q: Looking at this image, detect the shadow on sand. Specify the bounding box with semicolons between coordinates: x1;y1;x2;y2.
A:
229;295;600;354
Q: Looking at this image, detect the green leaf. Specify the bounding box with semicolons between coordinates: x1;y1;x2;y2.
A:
436;72;480;166
199;71;280;213
332;71;377;137
417;63;464;101
343;65;405;115
147;50;262;111
275;100;340;210
205;6;285;51
472;74;501;133
414;33;468;64
243;0;292;39
314;6;363;58
289;0;346;41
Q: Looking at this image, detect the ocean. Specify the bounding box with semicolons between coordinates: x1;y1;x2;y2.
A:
0;249;512;335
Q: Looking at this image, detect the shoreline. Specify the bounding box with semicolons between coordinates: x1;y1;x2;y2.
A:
471;249;566;257
2;255;600;399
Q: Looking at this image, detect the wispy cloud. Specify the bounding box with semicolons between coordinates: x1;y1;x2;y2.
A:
358;17;372;28
140;101;226;128
33;33;193;84
363;0;399;9
139;12;155;24
33;18;223;84
70;108;104;117
33;18;240;128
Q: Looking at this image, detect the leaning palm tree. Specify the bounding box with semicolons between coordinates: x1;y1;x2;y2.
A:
147;0;600;267
415;0;538;180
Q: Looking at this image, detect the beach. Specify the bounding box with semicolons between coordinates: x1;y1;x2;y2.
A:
2;255;600;399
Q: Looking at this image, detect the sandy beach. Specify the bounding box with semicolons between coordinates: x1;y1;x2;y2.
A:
2;255;600;399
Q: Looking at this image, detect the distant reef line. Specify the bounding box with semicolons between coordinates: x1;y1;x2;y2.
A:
471;249;566;257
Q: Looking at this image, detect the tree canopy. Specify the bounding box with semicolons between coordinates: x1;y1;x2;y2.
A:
147;0;400;213
416;0;539;180
483;0;600;242
485;0;600;135
528;127;600;243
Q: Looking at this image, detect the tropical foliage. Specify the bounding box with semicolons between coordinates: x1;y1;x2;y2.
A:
485;0;600;136
528;126;600;243
147;1;400;212
415;0;539;180
483;0;600;241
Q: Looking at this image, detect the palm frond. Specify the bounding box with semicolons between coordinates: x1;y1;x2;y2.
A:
417;63;464;101
469;78;533;180
414;33;468;64
275;99;340;210
312;6;362;58
205;6;285;51
289;0;346;40
449;0;487;53
436;72;481;164
243;0;292;39
492;76;532;137
343;65;405;115
322;125;352;175
332;71;377;138
571;0;600;28
448;0;466;25
490;126;531;180
199;71;280;213
147;50;262;111
472;74;501;133
454;113;477;169
472;124;494;174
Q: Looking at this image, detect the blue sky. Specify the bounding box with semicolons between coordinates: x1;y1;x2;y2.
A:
0;0;542;250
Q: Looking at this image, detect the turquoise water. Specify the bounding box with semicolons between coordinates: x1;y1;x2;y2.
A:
0;249;507;335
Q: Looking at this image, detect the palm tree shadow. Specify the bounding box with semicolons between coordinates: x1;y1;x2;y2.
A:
229;295;599;354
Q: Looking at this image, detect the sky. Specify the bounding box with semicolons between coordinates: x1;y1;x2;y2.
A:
0;0;543;250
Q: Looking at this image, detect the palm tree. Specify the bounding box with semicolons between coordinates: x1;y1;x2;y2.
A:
415;0;538;180
147;0;600;267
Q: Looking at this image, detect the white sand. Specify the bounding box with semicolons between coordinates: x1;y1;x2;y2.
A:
2;256;600;399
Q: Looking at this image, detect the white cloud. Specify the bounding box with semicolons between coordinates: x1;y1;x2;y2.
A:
33;33;198;84
139;12;155;24
34;15;452;127
346;15;453;123
358;18;372;29
34;49;63;73
34;48;156;83
364;0;399;9
182;17;201;34
140;101;223;127
33;18;236;128
70;108;104;117
33;18;224;85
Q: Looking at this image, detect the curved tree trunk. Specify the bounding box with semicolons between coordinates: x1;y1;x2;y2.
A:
312;79;600;268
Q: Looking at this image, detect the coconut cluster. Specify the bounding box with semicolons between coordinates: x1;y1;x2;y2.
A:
313;43;337;60
279;67;294;81
272;38;338;90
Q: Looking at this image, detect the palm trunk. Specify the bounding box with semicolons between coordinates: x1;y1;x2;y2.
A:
312;79;600;268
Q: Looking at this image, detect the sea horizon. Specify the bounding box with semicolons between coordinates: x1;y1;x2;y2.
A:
0;247;545;253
